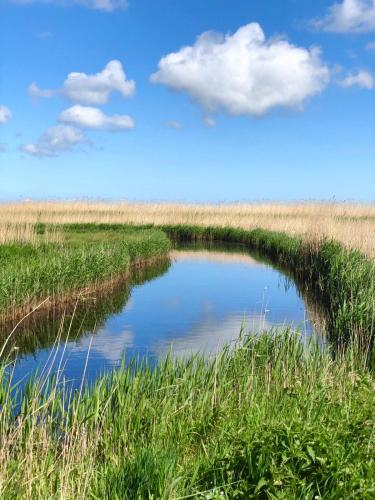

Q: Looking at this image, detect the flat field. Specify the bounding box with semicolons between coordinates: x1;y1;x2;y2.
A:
1;201;374;258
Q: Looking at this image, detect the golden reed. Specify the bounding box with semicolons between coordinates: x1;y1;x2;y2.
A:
0;201;374;258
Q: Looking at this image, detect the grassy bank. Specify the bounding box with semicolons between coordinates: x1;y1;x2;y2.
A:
0;258;171;361
162;225;375;360
0;225;170;323
0;332;374;498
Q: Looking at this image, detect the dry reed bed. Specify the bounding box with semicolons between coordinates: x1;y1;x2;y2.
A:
0;223;62;245
0;201;374;258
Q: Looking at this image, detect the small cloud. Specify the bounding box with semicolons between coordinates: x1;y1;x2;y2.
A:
63;60;135;104
0;143;7;152
11;0;128;12
59;105;135;131
29;60;135;105
20;124;86;157
339;70;375;88
366;41;375;50
203;116;216;127
347;48;358;59
36;31;52;39
315;0;375;33
0;105;12;124
165;120;183;130
28;82;55;99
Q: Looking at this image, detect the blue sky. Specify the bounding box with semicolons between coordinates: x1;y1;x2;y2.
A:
0;0;374;201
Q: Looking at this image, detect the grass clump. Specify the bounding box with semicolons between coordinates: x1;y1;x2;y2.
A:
0;225;170;322
0;331;374;498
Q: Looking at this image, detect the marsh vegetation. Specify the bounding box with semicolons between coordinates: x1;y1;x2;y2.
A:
1;201;375;257
0;202;374;498
1;332;374;498
0;225;170;323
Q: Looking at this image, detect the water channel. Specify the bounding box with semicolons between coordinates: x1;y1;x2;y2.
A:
2;242;323;389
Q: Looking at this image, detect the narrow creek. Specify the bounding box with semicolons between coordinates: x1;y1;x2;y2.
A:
2;242;324;390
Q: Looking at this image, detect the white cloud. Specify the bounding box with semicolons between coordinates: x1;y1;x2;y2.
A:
366;41;375;49
340;69;375;88
72;329;134;365
316;0;375;33
62;60;135;104
151;23;330;117
28;82;55;99
12;0;128;12
0;143;7;152
0;105;12;124
59;105;135;131
30;60;135;105
35;31;53;39
203;116;216;127
20;124;85;157
165;120;183;130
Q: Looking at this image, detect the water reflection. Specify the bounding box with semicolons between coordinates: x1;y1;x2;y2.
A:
0;259;171;361
154;312;279;360
2;243;321;389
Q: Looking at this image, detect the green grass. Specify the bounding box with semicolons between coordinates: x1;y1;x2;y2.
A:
160;225;375;364
0;223;374;497
0;225;170;322
0;258;171;360
0;331;374;498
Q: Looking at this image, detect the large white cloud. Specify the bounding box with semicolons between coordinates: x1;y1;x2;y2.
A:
316;0;375;33
150;23;330;117
340;70;375;88
0;105;12;124
30;60;135;105
12;0;128;12
21;125;85;157
59;105;135;130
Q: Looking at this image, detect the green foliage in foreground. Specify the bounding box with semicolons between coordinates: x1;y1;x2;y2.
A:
0;226;170;318
1;332;374;499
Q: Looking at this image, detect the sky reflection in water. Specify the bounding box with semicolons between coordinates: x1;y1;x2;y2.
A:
8;244;316;388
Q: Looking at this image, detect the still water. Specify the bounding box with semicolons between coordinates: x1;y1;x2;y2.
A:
3;243;320;389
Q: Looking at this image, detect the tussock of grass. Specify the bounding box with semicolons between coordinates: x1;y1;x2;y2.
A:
0;332;374;498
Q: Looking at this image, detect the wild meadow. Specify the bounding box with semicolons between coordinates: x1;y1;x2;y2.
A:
0;202;374;498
